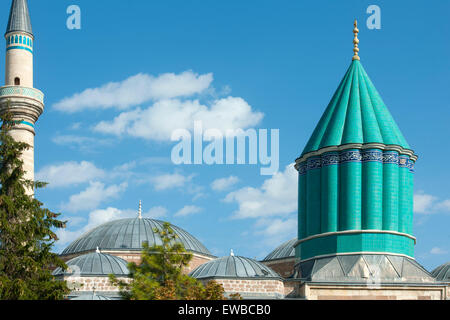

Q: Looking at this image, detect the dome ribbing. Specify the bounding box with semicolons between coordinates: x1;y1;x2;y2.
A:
300;60;411;158
53;252;129;277
61;218;212;257
263;238;296;261
190;256;281;280
431;262;450;282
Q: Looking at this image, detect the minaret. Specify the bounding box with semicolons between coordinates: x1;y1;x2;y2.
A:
0;0;44;192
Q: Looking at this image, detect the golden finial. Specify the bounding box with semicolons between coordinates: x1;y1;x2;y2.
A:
352;19;360;61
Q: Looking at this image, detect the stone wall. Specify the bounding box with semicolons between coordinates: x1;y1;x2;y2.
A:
201;279;285;299
61;276;131;293
299;283;447;300
61;251;214;275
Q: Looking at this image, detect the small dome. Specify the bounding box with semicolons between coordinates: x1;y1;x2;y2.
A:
432;262;450;282
190;256;281;280
61;218;212;257
70;294;113;300
53;252;129;277
263;238;296;261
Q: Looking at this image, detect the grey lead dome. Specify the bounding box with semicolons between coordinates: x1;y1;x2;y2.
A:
263;238;296;261
432;262;450;282
190;256;281;280
52;252;129;277
61;218;213;257
6;0;33;36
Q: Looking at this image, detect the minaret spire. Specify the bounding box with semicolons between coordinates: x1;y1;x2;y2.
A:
6;0;33;36
352;20;360;61
138;200;142;219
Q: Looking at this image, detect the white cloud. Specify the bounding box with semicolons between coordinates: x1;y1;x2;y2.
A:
224;164;297;219
430;247;448;255
254;216;297;248
56;207;134;248
435;199;450;211
414;192;450;215
151;172;194;191
211;176;240;191
36;161;104;188
94;96;263;141
61;181;128;213
65;216;86;228
53;71;213;113
174;205;203;217
146;206;168;219
52;135;113;151
414;193;438;214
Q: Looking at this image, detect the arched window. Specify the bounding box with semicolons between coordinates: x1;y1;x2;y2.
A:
14;77;20;86
14;35;18;44
19;36;22;44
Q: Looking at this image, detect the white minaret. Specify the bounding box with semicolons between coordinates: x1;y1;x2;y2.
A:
0;0;44;193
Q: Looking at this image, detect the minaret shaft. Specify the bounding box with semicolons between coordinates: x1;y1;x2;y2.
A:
0;0;43;194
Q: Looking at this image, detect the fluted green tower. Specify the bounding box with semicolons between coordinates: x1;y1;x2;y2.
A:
294;22;432;283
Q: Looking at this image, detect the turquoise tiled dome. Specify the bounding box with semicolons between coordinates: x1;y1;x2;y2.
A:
431;262;450;282
53;252;129;277
263;238;296;261
61;218;212;257
190;256;281;280
301;60;411;157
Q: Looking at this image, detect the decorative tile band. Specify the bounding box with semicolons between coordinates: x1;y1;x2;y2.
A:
0;86;44;103
361;150;383;162
20;121;34;128
6;46;33;54
298;163;307;175
299;149;415;175
383;151;399;164
306;157;322;171
340;150;363;163
407;159;415;173
399;156;409;168
321;153;340;166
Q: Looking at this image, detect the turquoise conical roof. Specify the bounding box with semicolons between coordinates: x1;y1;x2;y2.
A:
301;60;410;157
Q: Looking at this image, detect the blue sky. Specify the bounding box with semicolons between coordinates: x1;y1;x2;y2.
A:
2;0;449;271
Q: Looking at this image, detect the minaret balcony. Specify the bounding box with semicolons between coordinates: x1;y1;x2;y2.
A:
0;85;44;103
0;85;44;123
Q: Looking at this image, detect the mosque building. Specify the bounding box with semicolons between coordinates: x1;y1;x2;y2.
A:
1;0;449;300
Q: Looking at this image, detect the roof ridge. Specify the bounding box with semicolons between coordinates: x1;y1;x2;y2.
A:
321;61;357;147
342;61;363;144
357;62;384;144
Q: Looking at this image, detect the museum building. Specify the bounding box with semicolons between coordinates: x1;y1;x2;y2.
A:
2;0;449;300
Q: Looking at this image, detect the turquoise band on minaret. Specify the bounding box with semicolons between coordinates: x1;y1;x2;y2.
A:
6;45;32;53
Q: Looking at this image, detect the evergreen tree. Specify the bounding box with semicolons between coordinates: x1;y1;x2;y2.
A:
0;110;69;300
111;222;236;300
